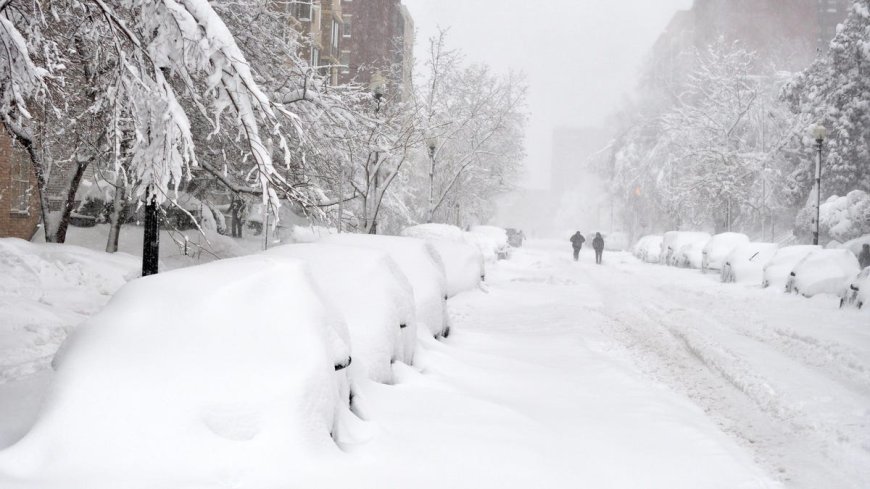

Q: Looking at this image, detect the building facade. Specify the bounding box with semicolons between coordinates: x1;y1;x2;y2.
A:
0;131;40;239
341;0;414;98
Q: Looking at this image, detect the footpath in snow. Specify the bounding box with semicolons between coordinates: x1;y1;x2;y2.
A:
2;238;866;487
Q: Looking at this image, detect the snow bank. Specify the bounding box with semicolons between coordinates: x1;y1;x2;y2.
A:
720;243;779;284
661;231;711;266
840;268;870;309
322;234;449;338
702;233;750;272
632;235;664;263
468;225;510;261
762;245;822;290
786;249;861;298
402;224;485;296
0;254;352;488
0;239;139;382
266;244;416;382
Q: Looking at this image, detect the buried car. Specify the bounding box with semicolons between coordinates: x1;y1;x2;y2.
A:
785;249;861;298
702;233;750;273
762;245;822;289
660;231;711;267
402;224;486;295
840;268;870;309
633;235;664;263
721;243;779;284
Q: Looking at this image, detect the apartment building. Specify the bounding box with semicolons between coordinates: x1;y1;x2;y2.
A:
341;0;414;99
0;131;40;239
288;0;344;85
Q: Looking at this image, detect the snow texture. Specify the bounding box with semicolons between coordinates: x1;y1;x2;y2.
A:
266;243;416;382
702;233;750;272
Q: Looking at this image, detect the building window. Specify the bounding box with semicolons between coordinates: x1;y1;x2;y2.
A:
11;151;31;214
342;15;352;38
291;0;312;21
331;19;341;58
310;47;320;68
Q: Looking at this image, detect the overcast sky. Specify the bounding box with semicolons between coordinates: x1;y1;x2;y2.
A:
402;0;694;188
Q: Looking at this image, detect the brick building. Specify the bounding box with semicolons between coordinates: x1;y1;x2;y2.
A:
0;131;40;239
341;0;414;98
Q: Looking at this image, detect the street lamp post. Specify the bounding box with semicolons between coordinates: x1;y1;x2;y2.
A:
368;71;386;234
812;124;827;245
142;187;159;276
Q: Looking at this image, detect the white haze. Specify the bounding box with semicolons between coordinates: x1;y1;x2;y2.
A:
402;0;694;189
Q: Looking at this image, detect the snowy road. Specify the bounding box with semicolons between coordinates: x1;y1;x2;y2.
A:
1;240;868;488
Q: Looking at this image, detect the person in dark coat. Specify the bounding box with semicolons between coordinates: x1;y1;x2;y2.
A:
230;197;246;238
592;232;605;264
859;243;870;269
570;231;585;262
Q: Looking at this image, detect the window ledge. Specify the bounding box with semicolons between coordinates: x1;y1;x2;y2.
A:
9;210;31;217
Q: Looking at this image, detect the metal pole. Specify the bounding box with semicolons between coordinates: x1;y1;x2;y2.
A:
813;139;823;245
263;203;270;251
337;165;344;233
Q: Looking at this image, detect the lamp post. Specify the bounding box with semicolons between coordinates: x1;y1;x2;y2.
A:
426;134;437;223
812;123;827;245
368;71;386;234
142;186;159;276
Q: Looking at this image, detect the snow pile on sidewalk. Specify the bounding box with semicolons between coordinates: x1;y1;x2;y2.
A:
402;224;485;296
323;234;449;338
267;244;416;381
0;239;139;383
0;254;353;489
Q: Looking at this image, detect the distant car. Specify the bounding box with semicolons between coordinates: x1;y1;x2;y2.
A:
762;245;821;289
720;243;778;284
840;268;869;309
785;249;860;297
506;228;526;248
702;233;750;273
469;225;511;261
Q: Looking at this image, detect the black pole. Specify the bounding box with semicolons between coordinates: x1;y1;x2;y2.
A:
142;189;160;276
813;139;823;246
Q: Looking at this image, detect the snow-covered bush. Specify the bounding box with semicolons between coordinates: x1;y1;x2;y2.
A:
661;231;711;266
785;249;860;298
468;225;511;261
0;254;353;487
402;224;485;296
721;243;779;284
702;233;750;272
840;268;870;310
267;244;416;382
796;191;870;243
322;234;450;338
762;245;822;290
633;235;664;263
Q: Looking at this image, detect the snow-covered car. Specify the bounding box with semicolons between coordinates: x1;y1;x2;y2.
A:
840;268;870;309
267;244;416;381
0;254;353;487
633;235;664;263
322;234;450;338
785;249;861;297
661;231;711;266
402;223;486;292
469;225;511;261
841;234;870;257
676;240;707;268
720;242;779;284
701;233;750;272
762;245;822;289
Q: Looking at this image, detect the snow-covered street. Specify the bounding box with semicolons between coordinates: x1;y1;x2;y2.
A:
2;239;866;488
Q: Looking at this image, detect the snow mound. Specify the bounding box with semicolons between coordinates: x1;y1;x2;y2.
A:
786;249;860;298
402;224;485;296
0;254;352;488
840;268;870;310
762;245;822;290
632;235;664;263
322;234;449;338
266;243;416;382
468;225;510;261
721;243;779;284
661;231;711;266
702;233;750;272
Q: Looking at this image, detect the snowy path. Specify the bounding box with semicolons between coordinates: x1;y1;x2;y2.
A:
2;240;867;487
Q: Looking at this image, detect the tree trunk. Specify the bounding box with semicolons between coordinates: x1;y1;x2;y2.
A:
105;176;126;253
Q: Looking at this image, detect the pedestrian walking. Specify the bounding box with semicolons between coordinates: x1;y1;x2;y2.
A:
592;232;605;265
230;197;246;238
570;231;585;262
859;243;870;269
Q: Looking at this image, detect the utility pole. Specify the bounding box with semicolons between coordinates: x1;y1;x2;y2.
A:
142;187;159;276
812;124;827;245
